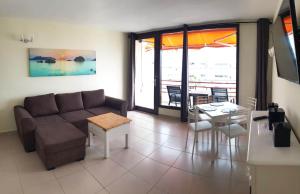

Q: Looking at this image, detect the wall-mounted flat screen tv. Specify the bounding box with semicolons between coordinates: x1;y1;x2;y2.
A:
273;0;300;83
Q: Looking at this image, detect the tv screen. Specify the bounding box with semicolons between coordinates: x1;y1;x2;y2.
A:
273;0;299;83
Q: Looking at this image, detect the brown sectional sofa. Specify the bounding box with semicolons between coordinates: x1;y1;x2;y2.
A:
14;89;127;170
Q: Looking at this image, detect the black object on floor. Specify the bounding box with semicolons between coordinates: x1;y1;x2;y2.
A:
253;116;268;121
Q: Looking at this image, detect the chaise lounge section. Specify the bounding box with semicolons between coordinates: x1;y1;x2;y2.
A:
14;89;127;170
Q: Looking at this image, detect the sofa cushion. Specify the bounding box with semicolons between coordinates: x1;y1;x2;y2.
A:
59;110;94;135
36;122;86;153
56;92;84;113
82;89;105;109
35;115;66;126
24;93;59;117
86;106;121;116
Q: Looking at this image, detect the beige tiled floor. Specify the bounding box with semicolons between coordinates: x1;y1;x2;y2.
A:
0;111;250;194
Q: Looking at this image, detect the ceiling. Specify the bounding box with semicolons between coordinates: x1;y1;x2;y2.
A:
0;0;280;32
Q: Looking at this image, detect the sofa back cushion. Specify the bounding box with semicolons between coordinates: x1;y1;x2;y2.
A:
82;89;105;109
24;93;59;117
55;92;84;113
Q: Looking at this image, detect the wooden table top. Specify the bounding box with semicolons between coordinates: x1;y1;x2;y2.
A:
87;112;131;131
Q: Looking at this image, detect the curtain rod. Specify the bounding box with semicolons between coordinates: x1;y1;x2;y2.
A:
130;19;271;35
236;21;257;24
131;22;262;36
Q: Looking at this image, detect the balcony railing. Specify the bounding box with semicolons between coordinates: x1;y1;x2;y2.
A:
161;79;237;106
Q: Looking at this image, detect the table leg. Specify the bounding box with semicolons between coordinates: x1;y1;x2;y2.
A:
211;120;216;158
88;132;91;147
104;135;110;158
125;134;129;149
216;130;219;154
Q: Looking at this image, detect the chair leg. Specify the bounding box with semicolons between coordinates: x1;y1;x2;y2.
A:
235;138;237;148
216;131;219;158
207;131;209;143
184;126;190;151
192;132;197;157
229;137;232;168
216;131;219;154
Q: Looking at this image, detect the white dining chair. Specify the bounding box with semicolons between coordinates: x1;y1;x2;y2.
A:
217;109;250;167
185;105;212;156
188;97;212;140
231;97;256;125
247;97;257;110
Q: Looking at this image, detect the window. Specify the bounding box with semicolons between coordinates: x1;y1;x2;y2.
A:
188;27;238;105
160;32;183;107
134;38;155;110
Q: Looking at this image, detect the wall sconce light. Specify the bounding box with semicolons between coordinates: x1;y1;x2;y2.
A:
20;33;34;43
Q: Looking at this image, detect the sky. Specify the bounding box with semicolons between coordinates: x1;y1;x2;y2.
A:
29;48;96;60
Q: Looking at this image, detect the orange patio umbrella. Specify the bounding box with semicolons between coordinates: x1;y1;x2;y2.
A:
283;15;293;34
144;28;237;50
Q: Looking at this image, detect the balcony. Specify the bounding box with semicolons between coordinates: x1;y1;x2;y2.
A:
161;79;236;107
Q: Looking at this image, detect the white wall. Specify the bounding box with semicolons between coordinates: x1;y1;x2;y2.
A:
238;23;257;107
272;58;300;137
159;108;180;118
271;0;300;137
0;17;128;133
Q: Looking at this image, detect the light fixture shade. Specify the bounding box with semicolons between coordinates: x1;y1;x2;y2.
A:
20;33;34;43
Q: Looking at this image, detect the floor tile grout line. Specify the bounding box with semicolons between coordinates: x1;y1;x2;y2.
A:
81;161;106;189
16;165;25;194
168;154;250;185
81;158;125;190
146;165;173;194
1;112;248;194
82;135;166;191
121;112;248;192
18;168;57;194
131;123;190;139
142;148;182;193
55;175;68;194
99;154;148;190
76;130;246;191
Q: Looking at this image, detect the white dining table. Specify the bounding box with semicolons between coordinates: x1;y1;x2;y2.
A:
195;102;247;157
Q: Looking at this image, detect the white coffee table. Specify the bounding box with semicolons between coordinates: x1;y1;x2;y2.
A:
87;112;131;158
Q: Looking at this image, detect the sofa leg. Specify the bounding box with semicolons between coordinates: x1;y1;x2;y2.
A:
47;166;56;171
77;156;85;161
24;145;35;153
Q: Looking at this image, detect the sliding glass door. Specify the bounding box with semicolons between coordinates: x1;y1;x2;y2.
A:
134;37;156;112
131;24;239;118
187;27;238;106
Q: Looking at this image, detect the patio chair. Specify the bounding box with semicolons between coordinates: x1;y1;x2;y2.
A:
194;95;209;105
211;88;229;102
167;86;181;106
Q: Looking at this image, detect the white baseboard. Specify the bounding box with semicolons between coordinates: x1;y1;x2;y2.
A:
0;128;16;134
158;108;180;118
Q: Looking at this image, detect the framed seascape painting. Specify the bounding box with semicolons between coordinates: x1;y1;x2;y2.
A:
29;48;96;77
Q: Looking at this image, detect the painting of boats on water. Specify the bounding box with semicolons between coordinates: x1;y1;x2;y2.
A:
29;48;96;77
